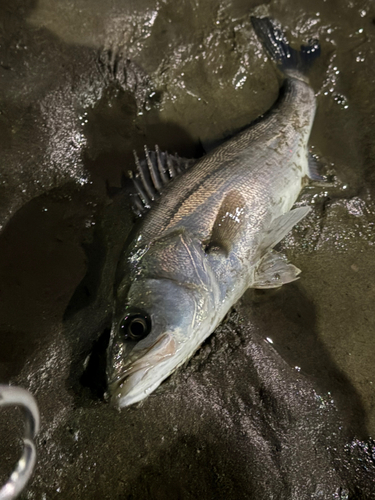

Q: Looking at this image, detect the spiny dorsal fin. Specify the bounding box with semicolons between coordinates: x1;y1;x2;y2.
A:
130;145;195;216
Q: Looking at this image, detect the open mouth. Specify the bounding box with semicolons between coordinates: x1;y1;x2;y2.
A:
109;333;177;406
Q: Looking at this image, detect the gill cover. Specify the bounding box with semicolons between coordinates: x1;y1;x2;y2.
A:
107;229;218;406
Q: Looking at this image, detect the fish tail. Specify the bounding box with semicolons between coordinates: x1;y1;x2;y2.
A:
250;17;320;76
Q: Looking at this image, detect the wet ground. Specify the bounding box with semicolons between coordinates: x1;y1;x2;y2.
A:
1;0;375;498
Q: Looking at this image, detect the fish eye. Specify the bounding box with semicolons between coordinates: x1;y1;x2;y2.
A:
119;312;151;341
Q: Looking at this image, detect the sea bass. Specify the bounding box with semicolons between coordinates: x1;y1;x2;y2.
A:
107;17;321;407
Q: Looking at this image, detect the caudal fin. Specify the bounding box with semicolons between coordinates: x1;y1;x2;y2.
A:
250;17;320;76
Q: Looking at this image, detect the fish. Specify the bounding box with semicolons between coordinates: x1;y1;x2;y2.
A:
106;17;322;408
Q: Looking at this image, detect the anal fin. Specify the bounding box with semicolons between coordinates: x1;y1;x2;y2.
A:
253;251;301;289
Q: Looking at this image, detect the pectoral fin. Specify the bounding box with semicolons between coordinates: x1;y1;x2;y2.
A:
205;191;246;256
259;206;311;256
253;250;301;289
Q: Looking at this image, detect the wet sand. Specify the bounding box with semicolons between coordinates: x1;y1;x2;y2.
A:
1;0;375;497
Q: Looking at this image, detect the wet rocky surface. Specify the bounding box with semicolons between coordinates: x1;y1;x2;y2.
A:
1;0;375;498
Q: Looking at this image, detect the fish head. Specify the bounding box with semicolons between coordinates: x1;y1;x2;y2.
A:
107;230;218;408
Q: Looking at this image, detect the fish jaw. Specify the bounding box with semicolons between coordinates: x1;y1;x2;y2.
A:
108;333;178;407
107;296;222;408
108;289;229;408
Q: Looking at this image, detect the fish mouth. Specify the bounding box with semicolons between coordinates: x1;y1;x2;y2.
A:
109;333;177;407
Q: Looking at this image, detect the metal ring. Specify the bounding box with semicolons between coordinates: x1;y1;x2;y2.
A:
0;385;40;500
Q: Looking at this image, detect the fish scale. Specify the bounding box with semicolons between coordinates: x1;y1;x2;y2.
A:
107;17;322;408
129;79;314;249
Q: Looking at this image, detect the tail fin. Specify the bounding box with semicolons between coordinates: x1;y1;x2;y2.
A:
250;17;320;76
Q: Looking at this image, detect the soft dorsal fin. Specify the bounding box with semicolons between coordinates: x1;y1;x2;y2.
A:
205;191;246;256
308;153;325;181
130;145;196;215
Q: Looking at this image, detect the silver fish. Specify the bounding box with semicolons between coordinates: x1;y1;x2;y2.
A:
107;17;321;407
